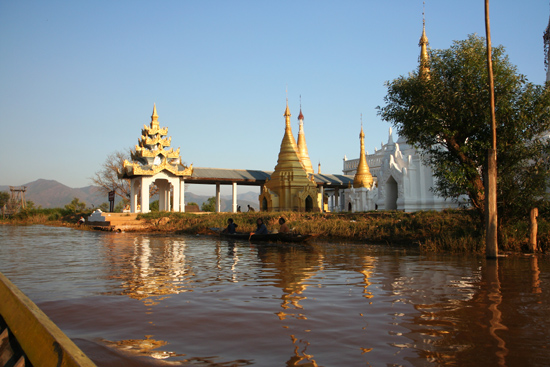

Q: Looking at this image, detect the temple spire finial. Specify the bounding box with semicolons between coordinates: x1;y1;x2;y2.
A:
419;2;430;77
296;96;313;174
151;103;159;123
353;117;373;189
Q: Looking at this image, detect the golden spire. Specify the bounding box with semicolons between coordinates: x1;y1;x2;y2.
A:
151;103;159;127
419;2;430;77
353;117;373;188
273;101;303;172
296;97;314;175
284;99;291;124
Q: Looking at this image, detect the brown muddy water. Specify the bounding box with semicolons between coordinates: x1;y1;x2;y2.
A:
0;225;549;366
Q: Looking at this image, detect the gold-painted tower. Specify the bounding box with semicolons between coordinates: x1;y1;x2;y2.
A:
120;104;193;178
353;124;373;188
296;103;314;175
259;101;321;212
419;8;430;78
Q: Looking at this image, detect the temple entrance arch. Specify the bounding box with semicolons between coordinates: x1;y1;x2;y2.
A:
348;202;352;212
305;196;313;212
262;197;268;211
385;176;398;210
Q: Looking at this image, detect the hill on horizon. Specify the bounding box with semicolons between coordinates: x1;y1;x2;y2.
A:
0;179;259;210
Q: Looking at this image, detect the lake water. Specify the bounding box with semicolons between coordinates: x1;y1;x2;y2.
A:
0;225;549;366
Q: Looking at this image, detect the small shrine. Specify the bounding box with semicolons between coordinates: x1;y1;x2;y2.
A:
259;101;321;212
118;105;192;213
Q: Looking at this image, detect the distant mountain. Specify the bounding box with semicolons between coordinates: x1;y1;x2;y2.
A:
186;191;259;212
0;179;260;210
0;179;105;209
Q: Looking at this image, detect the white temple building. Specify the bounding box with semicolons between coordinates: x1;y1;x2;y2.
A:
340;18;464;213
342;128;463;212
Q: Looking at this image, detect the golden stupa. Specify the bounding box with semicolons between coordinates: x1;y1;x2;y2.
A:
259;101;321;212
296;104;314;175
419;13;430;78
352;124;373;189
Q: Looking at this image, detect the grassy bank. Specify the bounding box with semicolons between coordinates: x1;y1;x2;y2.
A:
3;208;547;253
137;209;549;254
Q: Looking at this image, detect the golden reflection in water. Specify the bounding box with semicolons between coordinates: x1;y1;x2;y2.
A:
485;259;508;366
530;255;542;295
285;335;319;367
104;236;191;303
257;245;321;366
104;335;181;360
358;255;375;299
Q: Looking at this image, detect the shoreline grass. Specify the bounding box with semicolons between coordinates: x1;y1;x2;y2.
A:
2;208;548;254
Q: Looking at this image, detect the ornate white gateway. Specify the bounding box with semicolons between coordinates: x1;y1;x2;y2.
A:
118;105;193;213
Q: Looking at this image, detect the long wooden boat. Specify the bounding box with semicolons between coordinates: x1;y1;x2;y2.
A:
214;230;315;243
0;272;97;367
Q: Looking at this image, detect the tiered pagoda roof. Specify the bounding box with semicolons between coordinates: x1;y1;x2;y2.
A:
119;105;193;178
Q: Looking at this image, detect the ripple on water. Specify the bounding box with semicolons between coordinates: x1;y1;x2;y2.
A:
1;226;549;366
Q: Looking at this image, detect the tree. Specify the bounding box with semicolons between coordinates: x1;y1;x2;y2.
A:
150;200;159;212
65;197;86;213
378;34;550;221
91;148;157;205
91;149;132;203
201;197;216;212
0;191;9;207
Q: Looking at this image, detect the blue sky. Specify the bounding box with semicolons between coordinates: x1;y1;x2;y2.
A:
1;1;547;196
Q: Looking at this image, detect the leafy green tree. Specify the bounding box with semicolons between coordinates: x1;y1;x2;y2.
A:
378;34;550;221
98;202;110;212
150;200;159;212
0;191;9;207
114;201;127;213
65;197;86;213
201;197;216;212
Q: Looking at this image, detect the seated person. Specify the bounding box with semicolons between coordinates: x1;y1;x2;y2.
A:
278;217;290;233
252;218;268;235
222;218;238;234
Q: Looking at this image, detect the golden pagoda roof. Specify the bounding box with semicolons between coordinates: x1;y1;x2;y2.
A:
419;12;430;77
353;125;373;188
296;106;314;175
119;104;192;178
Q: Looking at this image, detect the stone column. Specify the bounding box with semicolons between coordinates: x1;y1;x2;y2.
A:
335;188;340;213
319;185;324;213
172;178;180;212
159;181;166;211
141;177;150;213
232;182;237;213
182;180;186;212
216;183;221;213
130;178;137;213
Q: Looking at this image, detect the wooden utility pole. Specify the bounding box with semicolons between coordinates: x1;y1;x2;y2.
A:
529;208;539;252
485;0;498;258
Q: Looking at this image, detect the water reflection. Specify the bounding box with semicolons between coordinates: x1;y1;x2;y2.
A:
101;235;191;303
1;226;549;366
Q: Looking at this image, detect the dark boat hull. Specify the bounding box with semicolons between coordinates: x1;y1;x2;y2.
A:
219;232;313;243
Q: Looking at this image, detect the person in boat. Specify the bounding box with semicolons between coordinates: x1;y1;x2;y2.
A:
278;217;290;233
222;218;238;234
252;218;268;235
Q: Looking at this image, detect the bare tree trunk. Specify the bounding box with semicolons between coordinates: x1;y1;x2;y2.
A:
485;0;498;259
